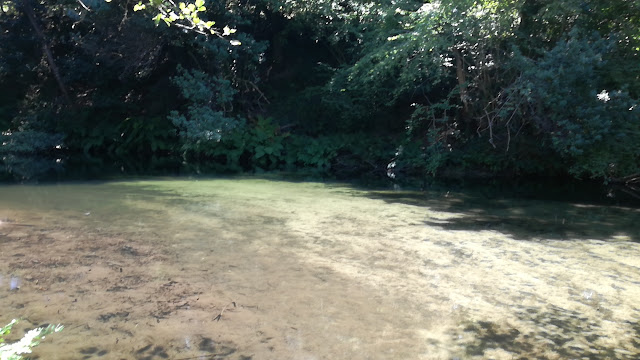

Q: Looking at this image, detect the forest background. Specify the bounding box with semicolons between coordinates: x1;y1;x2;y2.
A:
0;0;638;187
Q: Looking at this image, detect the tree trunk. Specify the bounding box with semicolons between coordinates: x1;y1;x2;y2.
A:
453;48;469;117
20;0;71;104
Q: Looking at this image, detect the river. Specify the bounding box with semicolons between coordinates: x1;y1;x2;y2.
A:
1;177;639;359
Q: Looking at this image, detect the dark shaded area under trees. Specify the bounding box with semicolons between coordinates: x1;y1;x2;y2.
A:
0;0;639;190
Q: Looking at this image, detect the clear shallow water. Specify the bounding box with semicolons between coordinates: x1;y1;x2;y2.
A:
0;178;639;359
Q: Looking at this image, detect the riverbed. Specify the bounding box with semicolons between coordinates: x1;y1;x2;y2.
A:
1;178;639;359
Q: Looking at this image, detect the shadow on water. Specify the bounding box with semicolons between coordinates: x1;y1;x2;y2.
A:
363;181;640;243
451;302;639;359
30;338;243;360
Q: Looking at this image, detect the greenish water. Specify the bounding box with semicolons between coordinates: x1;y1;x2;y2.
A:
1;178;639;359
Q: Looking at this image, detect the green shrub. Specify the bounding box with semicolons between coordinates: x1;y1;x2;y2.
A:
502;29;640;179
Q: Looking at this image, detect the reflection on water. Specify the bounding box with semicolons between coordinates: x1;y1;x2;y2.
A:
1;178;639;359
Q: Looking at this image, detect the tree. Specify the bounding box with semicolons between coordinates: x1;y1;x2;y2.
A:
293;0;639;180
1;0;638;182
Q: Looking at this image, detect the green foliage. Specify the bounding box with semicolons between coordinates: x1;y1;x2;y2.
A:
246;117;285;170
113;116;175;156
175;112;393;177
401;100;459;176
0;116;65;179
311;0;520;127
500;30;639;179
182;116;285;171
169;65;243;156
0;134;64;180
285;135;338;173
293;0;639;180
0;319;14;342
108;0;240;43
0;319;63;360
288;133;394;177
1;0;261;171
327;134;395;178
0;0;638;182
0;130;64;155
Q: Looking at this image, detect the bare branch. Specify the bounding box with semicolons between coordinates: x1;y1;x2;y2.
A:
77;0;90;11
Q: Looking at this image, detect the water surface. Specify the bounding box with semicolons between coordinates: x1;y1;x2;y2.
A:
1;178;639;359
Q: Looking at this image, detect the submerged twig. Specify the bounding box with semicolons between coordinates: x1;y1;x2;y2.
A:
214;301;236;322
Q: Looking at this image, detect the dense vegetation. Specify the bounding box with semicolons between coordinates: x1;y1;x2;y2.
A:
1;0;638;186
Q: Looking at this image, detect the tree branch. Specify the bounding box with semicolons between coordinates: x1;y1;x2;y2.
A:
20;0;71;104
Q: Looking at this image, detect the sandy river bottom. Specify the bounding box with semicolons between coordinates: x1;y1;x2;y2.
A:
0;179;639;359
